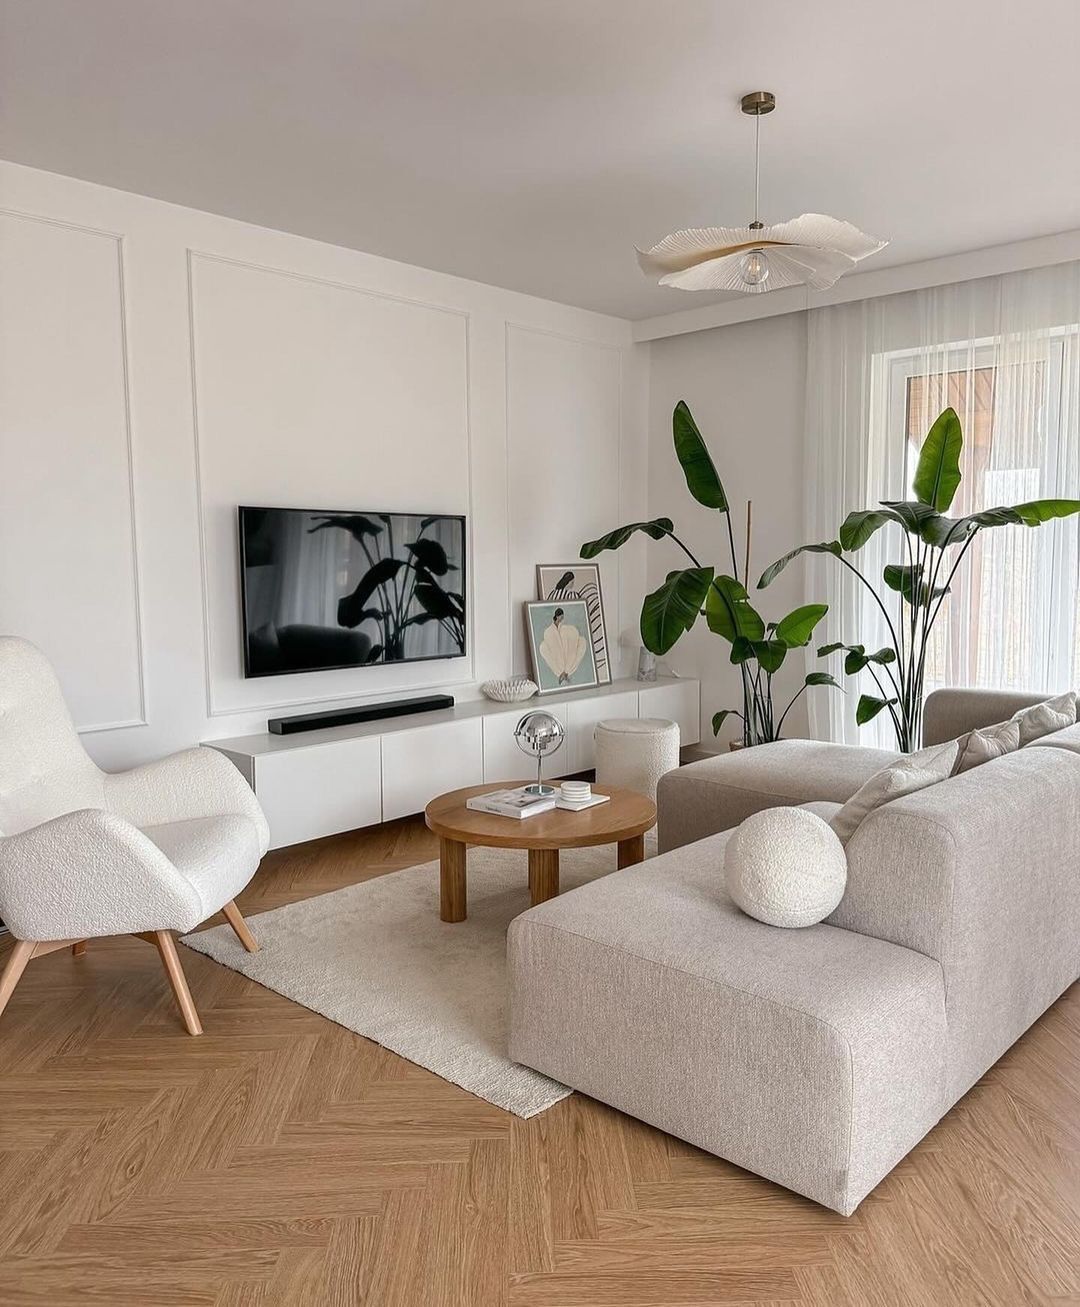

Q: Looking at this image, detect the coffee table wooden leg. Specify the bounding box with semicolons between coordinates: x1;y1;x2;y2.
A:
440;837;467;922
617;833;646;869
528;847;560;906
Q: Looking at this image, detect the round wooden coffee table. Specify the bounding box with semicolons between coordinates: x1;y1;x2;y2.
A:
424;782;657;922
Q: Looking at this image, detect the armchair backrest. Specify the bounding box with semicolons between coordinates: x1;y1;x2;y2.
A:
0;638;105;835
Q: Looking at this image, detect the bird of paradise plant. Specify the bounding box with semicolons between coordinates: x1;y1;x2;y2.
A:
758;406;1080;751
580;401;840;747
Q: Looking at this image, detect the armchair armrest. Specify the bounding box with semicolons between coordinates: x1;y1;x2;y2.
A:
105;747;270;855
0;809;204;941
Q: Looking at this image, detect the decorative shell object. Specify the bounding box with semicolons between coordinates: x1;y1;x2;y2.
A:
480;676;538;703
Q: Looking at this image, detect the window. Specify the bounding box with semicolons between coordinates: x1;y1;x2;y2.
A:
874;330;1080;697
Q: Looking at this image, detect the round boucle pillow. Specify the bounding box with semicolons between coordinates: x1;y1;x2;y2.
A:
724;807;847;928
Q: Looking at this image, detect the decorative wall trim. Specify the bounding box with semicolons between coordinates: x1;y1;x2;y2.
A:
504;321;625;676
0;208;149;734
186;249;476;719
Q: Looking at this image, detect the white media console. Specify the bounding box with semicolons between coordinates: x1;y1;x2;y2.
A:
207;676;700;849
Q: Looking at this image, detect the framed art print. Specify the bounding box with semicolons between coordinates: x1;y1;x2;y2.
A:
524;600;599;694
535;563;611;684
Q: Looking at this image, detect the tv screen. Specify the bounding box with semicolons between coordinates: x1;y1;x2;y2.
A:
238;506;467;678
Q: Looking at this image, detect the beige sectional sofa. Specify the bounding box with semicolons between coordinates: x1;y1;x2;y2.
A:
508;688;1080;1215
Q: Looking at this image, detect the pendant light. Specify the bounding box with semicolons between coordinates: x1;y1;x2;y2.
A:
638;91;887;295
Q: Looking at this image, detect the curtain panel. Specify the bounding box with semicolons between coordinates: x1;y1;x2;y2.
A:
803;262;1080;745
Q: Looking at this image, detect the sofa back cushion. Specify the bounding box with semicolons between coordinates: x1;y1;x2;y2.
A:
952;718;1021;773
829;746;1080;1103
1011;691;1077;745
829;740;959;845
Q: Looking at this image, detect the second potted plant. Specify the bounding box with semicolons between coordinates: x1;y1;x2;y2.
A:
580;401;840;747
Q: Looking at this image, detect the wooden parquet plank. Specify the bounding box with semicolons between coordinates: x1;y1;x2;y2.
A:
0;813;1075;1307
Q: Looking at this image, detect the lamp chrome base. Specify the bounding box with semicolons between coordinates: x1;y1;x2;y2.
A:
523;783;557;797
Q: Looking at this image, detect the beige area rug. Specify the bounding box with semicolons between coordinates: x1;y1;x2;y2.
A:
182;838;652;1117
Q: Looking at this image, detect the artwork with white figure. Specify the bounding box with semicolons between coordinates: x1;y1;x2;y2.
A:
525;600;598;694
536;564;611;684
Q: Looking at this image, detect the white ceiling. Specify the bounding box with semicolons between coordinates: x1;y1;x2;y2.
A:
3;0;1080;320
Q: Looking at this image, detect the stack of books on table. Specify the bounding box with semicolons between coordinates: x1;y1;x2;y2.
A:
466;787;556;819
465;783;612;820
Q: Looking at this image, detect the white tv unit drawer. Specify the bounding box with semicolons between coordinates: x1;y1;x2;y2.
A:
207;676;699;850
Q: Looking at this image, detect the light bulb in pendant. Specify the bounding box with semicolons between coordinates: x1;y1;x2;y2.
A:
741;248;770;286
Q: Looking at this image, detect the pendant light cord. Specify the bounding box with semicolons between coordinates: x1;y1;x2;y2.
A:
753;109;761;227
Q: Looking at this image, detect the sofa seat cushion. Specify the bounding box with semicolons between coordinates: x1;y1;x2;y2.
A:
657;739;899;853
508;832;947;1216
141;815;262;925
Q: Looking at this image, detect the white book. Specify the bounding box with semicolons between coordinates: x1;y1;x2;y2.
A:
466;787;557;819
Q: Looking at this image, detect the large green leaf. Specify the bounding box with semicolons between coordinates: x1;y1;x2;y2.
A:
640;567;714;655
1011;498;1080;526
879;500;949;539
757;540;841;589
856;694;898;725
672;401;728;511
916;498;1080;547
728;636;754;665
818;641;895;672
883;563;949;605
917;514;982;548
581;518;674;558
711;709;740;736
774;603;828;648
752;639;788;674
704;575;766;642
804;671;842;689
912;407;964;511
839;510;898;552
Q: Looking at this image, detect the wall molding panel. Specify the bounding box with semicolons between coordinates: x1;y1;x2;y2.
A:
0;160;642;767
0;207;148;734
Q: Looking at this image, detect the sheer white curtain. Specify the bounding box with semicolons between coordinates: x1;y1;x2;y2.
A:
803;262;1080;746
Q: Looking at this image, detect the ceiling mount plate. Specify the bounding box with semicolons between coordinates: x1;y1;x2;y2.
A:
740;91;776;116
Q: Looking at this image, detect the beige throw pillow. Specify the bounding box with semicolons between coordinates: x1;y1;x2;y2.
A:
1011;691;1077;745
830;740;960;846
952;718;1022;774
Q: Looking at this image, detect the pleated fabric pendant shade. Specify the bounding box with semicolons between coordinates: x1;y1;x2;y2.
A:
637;92;887;295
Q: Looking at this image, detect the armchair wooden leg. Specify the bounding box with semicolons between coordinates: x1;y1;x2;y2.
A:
153;931;203;1036
72;940;87;957
0;939;36;1020
222;900;259;953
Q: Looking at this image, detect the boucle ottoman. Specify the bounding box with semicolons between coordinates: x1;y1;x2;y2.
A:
595;717;679;801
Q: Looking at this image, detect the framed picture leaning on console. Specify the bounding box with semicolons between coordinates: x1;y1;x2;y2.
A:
535;563;611;684
524;599;599;694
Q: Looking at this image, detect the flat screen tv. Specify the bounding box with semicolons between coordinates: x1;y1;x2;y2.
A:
238;506;467;678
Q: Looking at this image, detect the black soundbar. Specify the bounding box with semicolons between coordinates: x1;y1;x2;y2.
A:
268;694;455;735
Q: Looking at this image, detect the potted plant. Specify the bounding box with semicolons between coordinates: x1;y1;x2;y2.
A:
580;401;840;747
758;406;1080;751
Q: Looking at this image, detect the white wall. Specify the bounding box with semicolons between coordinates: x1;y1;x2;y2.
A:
0;161;647;768
646;313;811;748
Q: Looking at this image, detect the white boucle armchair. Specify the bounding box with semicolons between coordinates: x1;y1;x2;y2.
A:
0;637;269;1035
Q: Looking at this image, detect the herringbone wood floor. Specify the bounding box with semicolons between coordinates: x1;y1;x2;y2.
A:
0;817;1077;1307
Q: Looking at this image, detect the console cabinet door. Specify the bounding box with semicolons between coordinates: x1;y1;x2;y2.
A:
567;689;640;772
638;679;701;747
254;735;382;850
382;717;484;820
